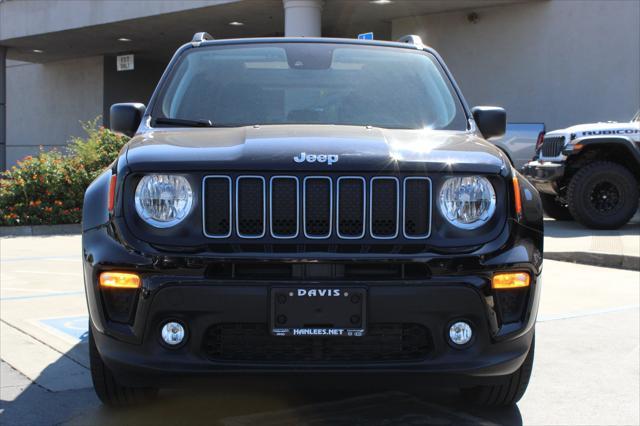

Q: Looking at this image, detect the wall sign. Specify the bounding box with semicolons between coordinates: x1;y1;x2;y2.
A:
117;54;134;71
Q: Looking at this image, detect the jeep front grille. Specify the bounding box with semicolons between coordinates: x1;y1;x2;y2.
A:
540;136;565;157
202;175;432;241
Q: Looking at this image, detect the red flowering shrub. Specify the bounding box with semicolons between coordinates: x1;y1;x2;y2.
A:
0;119;129;226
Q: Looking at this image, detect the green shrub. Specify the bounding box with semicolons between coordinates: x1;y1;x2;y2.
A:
0;119;129;226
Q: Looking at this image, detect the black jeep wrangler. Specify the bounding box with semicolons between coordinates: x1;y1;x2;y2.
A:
83;34;543;407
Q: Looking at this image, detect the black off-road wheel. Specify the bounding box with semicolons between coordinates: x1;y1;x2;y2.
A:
89;326;158;407
567;161;639;230
462;335;535;407
540;193;573;221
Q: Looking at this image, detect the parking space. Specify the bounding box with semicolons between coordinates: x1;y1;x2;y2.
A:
1;222;639;425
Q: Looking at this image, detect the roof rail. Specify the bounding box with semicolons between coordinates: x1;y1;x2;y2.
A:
396;34;425;49
191;32;214;46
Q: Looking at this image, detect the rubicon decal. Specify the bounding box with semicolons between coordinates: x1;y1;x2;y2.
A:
293;152;339;165
581;128;639;136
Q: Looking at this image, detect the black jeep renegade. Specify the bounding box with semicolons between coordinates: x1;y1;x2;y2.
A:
83;34;543;407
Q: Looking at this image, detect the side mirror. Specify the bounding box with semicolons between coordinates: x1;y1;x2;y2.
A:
110;103;146;137
472;106;506;140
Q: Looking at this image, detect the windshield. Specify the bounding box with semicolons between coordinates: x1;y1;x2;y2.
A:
633;110;640;122
153;43;468;130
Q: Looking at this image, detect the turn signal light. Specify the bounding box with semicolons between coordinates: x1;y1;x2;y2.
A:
99;272;141;289
492;272;530;290
512;174;522;216
108;173;117;212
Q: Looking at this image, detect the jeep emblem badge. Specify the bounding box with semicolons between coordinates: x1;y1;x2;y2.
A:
293;152;339;165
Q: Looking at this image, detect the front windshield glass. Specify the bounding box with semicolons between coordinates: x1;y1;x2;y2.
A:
633;110;640;122
154;43;468;130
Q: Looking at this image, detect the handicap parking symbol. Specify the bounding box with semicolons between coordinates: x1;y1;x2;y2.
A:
39;315;89;343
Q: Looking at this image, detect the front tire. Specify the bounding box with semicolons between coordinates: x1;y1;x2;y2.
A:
462;335;535;407
89;325;158;407
540;193;573;221
567;161;639;229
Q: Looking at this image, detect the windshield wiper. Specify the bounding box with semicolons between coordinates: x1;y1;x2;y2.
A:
153;117;213;127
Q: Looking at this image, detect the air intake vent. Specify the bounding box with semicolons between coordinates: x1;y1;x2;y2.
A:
236;176;265;238
304;177;332;238
370;177;399;239
202;323;432;363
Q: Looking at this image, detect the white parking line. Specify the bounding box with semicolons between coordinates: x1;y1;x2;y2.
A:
0;256;79;263
1;287;81;293
537;304;640;322
10;270;82;276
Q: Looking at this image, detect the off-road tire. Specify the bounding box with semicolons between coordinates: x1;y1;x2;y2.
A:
462;335;535;407
89;326;158;407
567;161;639;229
540;193;573;221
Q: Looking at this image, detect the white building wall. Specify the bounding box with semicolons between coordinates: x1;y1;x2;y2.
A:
0;0;239;41
6;56;103;165
392;0;640;130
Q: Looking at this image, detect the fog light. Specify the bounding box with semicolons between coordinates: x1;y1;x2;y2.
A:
449;321;473;346
161;321;185;346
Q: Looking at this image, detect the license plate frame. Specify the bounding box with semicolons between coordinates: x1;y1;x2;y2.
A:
270;287;366;337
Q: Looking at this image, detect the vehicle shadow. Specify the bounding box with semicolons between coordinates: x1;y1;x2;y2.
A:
543;210;640;238
543;213;640;270
1;343;523;426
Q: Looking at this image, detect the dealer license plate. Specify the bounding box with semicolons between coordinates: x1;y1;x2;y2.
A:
270;287;366;337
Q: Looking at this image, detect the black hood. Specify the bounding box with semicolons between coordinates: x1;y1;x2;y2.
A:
125;125;507;174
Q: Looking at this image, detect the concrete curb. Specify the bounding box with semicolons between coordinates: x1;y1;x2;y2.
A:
545;251;640;271
0;224;81;237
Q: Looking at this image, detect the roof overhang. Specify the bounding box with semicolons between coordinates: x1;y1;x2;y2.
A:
1;0;536;63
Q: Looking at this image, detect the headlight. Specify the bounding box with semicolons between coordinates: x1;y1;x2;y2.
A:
439;176;496;229
134;174;193;228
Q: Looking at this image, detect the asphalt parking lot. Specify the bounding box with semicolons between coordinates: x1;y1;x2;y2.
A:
1;219;639;426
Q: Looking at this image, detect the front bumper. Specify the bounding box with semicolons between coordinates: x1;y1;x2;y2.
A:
84;226;541;388
522;160;565;195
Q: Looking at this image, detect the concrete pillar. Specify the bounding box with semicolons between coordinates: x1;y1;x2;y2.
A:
283;0;322;37
0;46;6;172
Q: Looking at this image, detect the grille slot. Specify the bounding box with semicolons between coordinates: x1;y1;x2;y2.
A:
370;177;399;239
337;177;366;239
236;176;265;238
270;176;299;238
303;177;332;239
203;176;232;238
202;323;432;363
403;177;431;238
541;136;565;157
